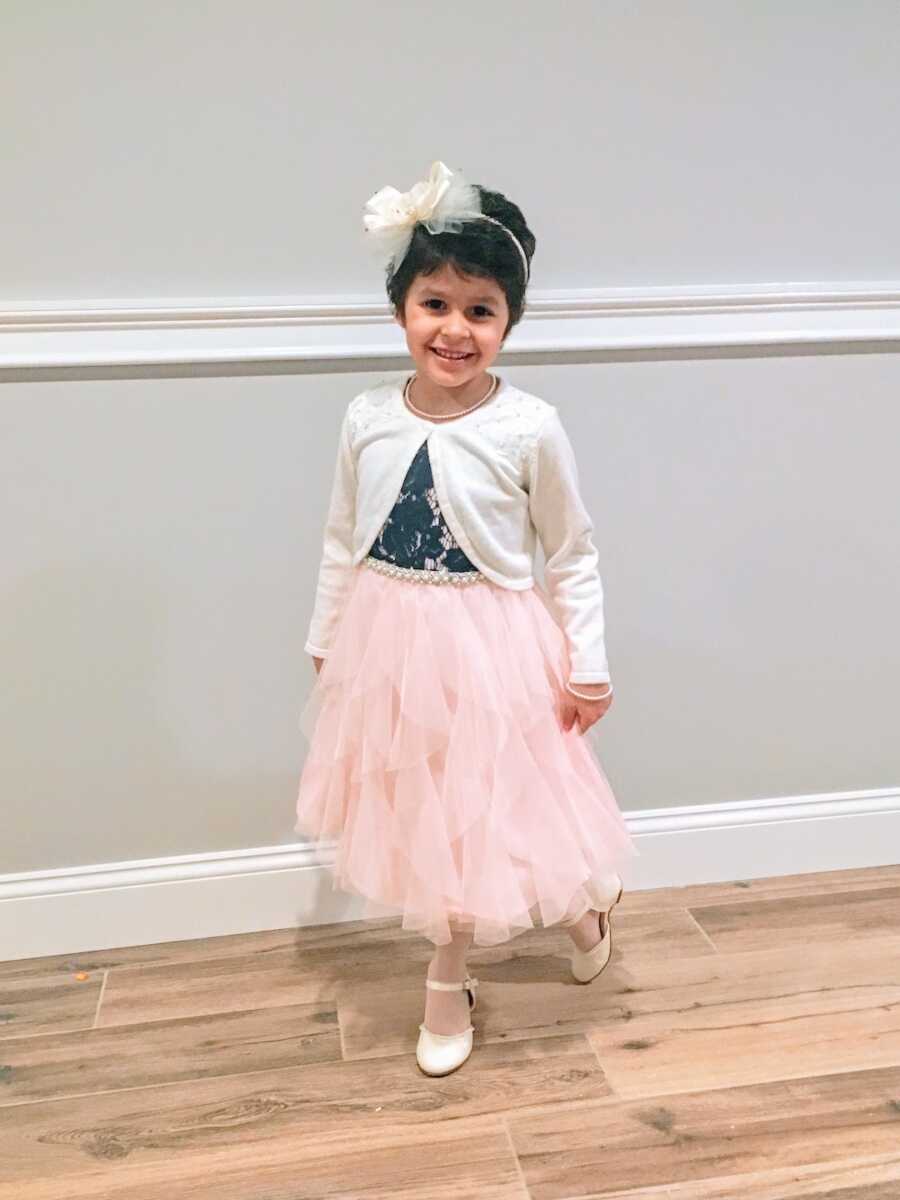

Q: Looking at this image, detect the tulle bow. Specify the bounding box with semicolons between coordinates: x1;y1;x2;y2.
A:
362;160;481;277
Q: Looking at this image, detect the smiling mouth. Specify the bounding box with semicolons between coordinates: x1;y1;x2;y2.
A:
431;347;474;361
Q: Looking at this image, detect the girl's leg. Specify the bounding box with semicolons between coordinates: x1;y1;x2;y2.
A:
560;906;608;952
423;920;475;1036
558;872;621;951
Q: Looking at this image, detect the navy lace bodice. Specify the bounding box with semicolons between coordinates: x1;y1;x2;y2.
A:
366;439;480;574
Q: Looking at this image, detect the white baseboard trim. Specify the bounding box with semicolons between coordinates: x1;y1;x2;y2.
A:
1;786;897;962
2;282;900;372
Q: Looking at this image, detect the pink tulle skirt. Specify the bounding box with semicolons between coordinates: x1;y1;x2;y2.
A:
296;559;640;947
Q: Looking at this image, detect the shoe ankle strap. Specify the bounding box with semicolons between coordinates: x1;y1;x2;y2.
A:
425;975;479;992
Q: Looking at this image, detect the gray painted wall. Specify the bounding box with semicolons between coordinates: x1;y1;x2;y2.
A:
2;1;899;301
3;354;899;873
2;2;899;875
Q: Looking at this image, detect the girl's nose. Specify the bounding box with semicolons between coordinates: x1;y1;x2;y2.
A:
442;314;469;338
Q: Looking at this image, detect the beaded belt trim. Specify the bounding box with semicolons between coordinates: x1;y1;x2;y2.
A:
364;555;486;586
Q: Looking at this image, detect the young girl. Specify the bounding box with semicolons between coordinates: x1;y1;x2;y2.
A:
296;160;639;1076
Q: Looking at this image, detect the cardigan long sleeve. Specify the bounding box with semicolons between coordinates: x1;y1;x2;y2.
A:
527;408;611;684
304;406;357;657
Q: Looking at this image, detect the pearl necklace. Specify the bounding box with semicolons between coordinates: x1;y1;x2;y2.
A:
404;371;499;422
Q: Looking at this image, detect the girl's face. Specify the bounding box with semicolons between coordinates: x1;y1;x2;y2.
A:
395;264;510;390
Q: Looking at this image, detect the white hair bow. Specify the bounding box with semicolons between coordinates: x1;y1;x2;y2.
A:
362;160;482;278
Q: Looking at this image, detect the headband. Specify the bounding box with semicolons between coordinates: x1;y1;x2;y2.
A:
362;160;530;285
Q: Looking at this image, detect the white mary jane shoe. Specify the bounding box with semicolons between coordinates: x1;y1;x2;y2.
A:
416;975;479;1076
570;880;624;984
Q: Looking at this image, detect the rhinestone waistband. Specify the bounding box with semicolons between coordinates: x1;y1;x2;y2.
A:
363;555;487;586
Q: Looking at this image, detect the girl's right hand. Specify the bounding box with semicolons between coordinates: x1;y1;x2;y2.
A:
312;656;324;675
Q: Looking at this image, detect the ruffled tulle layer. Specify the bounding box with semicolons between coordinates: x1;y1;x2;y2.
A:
296;561;640;947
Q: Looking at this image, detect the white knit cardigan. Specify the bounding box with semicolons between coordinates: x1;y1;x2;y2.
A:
304;375;612;685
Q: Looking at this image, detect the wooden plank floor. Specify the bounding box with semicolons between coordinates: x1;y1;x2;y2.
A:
2;865;899;1199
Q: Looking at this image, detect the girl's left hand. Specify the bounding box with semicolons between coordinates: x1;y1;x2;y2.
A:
562;683;613;735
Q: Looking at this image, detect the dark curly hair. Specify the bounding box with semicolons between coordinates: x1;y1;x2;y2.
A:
386;185;536;343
